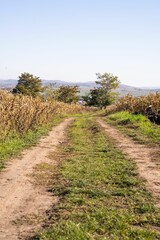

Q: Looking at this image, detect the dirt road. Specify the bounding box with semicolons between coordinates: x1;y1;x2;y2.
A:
97;119;160;206
1;116;160;239
0;118;73;240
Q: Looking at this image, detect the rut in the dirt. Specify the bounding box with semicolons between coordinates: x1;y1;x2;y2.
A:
97;118;160;207
0;118;73;240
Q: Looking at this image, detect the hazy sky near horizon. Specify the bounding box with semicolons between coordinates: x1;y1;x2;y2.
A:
0;0;160;87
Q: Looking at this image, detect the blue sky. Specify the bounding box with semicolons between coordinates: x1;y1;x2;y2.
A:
0;0;160;87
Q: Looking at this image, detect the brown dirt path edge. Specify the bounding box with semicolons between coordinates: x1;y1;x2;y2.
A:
0;118;74;240
97;118;160;207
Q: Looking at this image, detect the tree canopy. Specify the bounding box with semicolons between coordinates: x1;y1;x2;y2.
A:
83;72;120;107
43;84;80;103
56;85;80;103
14;72;43;97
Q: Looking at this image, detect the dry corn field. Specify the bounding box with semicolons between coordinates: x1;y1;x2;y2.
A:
0;90;85;140
105;93;160;115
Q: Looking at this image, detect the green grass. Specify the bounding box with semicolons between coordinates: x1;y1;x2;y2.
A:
104;111;160;144
35;115;160;240
0;115;64;170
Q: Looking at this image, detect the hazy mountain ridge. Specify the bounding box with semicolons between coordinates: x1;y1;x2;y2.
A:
0;79;159;96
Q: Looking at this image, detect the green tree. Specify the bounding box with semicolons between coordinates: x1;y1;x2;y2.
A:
15;72;43;97
82;89;100;106
56;85;80;103
84;72;120;107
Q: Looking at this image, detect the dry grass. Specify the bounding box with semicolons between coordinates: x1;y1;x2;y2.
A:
105;93;160;115
0;90;85;140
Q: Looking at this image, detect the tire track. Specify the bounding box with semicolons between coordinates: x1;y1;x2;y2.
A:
97;118;160;207
0;118;73;240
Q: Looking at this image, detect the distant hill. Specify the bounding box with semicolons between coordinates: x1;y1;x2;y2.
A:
0;79;159;97
0;79;18;89
117;84;160;97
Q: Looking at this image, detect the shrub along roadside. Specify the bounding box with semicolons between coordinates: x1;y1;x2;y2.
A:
104;111;160;144
0;90;87;171
0;90;85;141
34;116;160;240
105;93;160;115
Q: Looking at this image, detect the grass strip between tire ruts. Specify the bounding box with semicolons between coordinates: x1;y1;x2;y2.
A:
36;115;160;240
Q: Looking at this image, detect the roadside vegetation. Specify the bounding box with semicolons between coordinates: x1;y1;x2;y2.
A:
104;111;160;145
0;90;85;170
102;92;160;145
0;90;84;139
105;93;160;115
34;116;160;240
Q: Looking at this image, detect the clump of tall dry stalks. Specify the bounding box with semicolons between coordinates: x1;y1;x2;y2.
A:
105;93;160;115
0;90;85;140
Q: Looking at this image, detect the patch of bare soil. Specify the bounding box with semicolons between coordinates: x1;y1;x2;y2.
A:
97;119;160;207
0;118;73;240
